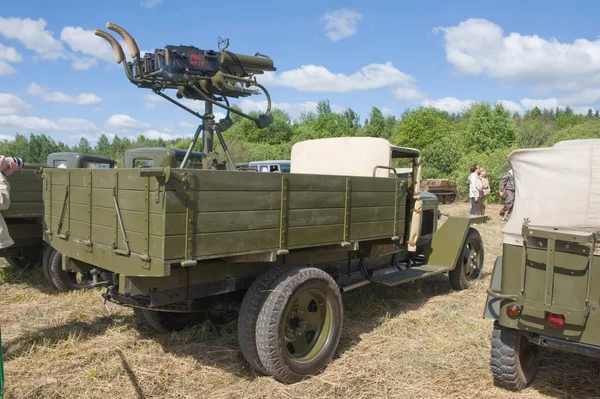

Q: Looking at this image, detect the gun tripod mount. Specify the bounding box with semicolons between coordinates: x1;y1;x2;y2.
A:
94;22;277;169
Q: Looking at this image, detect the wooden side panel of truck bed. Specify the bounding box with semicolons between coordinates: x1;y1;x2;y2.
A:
43;168;408;277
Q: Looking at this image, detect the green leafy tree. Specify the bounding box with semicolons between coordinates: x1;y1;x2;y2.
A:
395;107;451;150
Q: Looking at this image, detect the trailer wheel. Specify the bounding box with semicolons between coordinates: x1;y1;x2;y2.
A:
47;248;94;292
449;227;484;290
490;322;540;391
133;308;207;334
238;267;291;375
4;256;32;269
255;267;343;383
41;245;54;284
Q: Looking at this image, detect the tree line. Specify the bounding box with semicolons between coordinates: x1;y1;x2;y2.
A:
1;101;599;203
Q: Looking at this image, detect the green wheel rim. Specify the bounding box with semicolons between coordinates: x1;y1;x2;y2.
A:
281;287;333;364
462;237;482;281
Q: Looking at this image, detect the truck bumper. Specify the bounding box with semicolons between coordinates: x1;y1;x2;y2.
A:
527;334;600;359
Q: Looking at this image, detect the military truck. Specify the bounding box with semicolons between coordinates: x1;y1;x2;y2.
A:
0;152;116;291
420;179;457;204
47;22;487;383
484;142;600;391
125;147;203;169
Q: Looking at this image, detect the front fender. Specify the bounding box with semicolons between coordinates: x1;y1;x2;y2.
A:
424;215;488;269
483;256;503;320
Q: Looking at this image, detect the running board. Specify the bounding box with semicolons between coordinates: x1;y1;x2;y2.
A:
370;264;450;287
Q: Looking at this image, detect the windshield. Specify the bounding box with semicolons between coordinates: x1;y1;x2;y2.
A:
280;164;290;173
85;161;113;169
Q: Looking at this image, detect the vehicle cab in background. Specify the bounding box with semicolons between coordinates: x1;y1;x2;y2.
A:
47;152;116;169
248;160;290;173
125;147;204;169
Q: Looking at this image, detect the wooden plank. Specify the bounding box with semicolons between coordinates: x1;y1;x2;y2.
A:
286;174;346;192
193;170;281;191
351;191;395;207
288;192;345;210
8;190;42;202
8;180;42;192
288;224;344;248
193;229;280;258
350;176;398;192
3;202;44;218
91;223;164;259
91;206;164;234
69;203;89;223
288;208;344;228
350;221;395;240
351;206;401;223
165;191;281;214
196;210;280;234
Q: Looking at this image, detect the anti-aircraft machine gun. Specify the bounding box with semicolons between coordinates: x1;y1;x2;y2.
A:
94;22;276;169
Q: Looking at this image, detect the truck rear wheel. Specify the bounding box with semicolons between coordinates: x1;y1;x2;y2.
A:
133;308;207;334
449;228;484;290
47;248;94;292
255;267;343;383
490;322;540;391
238;267;291;375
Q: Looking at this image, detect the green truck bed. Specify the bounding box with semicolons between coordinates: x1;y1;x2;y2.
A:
4;165;43;218
44;168;409;277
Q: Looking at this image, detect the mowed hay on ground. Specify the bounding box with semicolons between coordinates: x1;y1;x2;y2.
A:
1;202;600;399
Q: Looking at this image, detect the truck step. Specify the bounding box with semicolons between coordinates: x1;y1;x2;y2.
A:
370;264;451;287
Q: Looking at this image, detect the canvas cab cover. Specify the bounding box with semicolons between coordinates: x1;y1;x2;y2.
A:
503;143;600;251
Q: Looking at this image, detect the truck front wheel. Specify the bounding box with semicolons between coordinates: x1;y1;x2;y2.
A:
449;227;484;290
490;322;540;391
255;267;343;383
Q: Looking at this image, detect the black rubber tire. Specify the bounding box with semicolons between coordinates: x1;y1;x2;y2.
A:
449;228;484;290
48;249;94;292
42;245;54;284
490;322;540;391
238;266;291;375
255;267;343;383
133;308;207;334
5;256;28;268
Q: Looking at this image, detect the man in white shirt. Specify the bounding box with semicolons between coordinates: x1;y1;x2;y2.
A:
468;164;481;215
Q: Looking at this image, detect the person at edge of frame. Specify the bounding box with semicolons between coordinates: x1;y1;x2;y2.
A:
477;167;491;216
0;155;23;249
468;163;482;216
499;168;515;221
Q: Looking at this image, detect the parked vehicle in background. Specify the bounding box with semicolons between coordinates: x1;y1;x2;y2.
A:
420;179;457;204
248;160;290;173
484;142;600;391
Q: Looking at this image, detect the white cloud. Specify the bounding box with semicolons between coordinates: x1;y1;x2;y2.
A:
107;114;152;130
497;100;524;114
138;129;186;141
322;9;363;41
145;94;163;109
394;87;425;101
26;83;102;105
0;17;65;60
0;93;32;115
141;0;162;8
0;61;16;76
259;62;420;97
381;108;394;116
0;115;96;132
421;97;475;114
520;98;559;111
0;134;15;142
60;26;125;65
0;43;23;76
434;18;600;92
0;44;23;63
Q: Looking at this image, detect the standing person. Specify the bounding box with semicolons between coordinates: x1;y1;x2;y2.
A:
499;168;515;221
0;155;23;249
477;167;491;216
468;164;481;215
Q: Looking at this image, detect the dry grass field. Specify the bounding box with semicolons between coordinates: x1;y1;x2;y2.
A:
1;202;599;399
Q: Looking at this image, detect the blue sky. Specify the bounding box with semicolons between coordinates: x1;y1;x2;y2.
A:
1;0;600;145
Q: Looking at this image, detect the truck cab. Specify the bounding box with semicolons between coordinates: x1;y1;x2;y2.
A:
124;147;204;169
47;152;116;169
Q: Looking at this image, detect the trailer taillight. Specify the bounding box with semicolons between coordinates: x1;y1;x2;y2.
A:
546;313;565;328
505;303;521;319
